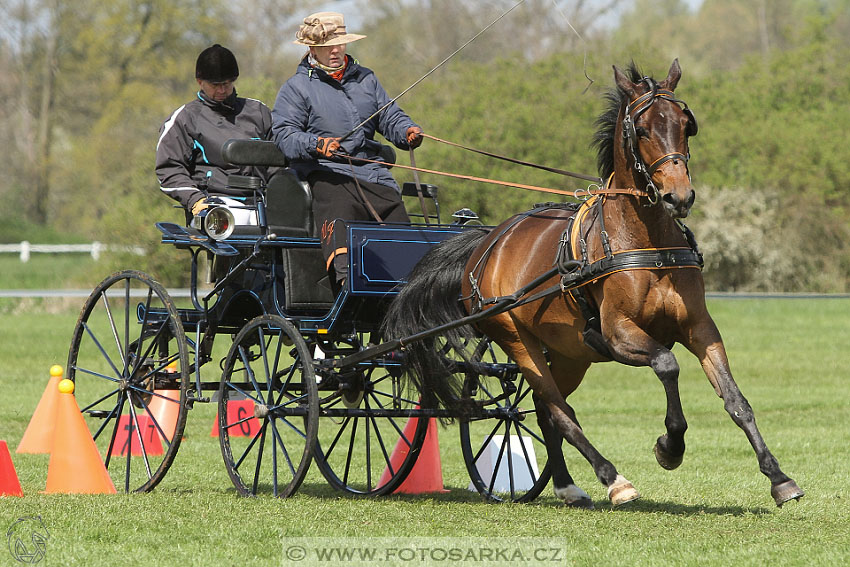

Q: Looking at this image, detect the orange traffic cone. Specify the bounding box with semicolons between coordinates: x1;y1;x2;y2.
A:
146;389;181;442
44;379;116;494
146;361;181;442
1;440;24;497
378;416;448;494
17;365;64;454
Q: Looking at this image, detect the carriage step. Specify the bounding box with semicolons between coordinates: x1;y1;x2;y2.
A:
86;411;111;419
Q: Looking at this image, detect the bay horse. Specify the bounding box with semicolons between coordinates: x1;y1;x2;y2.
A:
383;59;803;507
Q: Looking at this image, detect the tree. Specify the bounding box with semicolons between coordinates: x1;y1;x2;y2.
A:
351;0;624;95
0;0;60;225
228;0;321;81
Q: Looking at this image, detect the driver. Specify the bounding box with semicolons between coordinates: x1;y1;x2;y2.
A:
155;44;274;225
271;12;423;290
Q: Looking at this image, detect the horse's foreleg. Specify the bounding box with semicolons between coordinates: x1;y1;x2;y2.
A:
533;397;593;509
604;320;688;470
687;319;804;506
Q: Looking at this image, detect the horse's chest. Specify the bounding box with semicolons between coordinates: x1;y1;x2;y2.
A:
604;273;685;326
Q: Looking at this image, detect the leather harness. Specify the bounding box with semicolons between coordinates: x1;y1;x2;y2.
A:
467;196;703;359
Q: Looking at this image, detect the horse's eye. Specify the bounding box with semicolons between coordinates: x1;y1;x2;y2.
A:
636;126;650;139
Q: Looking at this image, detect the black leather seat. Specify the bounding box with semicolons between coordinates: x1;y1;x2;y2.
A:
265;170;314;237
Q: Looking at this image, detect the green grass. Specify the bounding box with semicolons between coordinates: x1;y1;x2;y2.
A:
0;254;103;290
1;299;849;566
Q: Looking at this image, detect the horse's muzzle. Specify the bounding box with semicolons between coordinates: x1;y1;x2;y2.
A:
661;188;695;218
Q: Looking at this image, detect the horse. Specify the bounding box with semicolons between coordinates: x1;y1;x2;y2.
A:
382;59;804;508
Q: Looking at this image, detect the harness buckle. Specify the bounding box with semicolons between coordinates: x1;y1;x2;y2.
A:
468;272;483;313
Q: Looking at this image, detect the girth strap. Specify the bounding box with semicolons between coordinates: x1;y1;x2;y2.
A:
560;247;703;290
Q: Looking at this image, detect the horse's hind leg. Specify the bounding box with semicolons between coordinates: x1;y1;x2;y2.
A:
534;397;593;509
686;318;804;506
498;326;639;506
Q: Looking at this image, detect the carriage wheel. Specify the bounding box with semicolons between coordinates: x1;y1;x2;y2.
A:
312;338;429;496
458;339;551;503
66;270;190;493
218;315;317;498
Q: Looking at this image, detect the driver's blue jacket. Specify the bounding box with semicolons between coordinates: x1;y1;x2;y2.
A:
271;55;418;191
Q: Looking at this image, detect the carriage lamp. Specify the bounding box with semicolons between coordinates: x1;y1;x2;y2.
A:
191;205;236;240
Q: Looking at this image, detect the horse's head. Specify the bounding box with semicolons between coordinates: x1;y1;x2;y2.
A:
613;59;697;218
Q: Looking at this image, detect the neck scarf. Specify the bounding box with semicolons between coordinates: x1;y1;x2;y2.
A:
308;54;348;81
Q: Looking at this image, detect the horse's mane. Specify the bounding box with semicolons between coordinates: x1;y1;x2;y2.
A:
592;62;645;179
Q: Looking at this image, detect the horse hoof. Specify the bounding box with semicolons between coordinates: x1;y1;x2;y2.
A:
607;475;640;507
653;439;684;470
771;480;804;507
554;485;594;510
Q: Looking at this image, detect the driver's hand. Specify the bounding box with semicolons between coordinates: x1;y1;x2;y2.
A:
406;126;423;149
191;198;209;216
317;137;341;158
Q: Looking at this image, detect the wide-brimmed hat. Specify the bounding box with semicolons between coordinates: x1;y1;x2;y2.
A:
294;12;366;47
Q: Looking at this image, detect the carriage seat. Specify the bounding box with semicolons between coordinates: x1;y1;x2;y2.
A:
221;139;288;168
221;138;400;238
220;139;314;237
265;170;314;237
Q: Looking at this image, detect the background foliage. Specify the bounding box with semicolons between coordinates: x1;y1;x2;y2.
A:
1;0;849;291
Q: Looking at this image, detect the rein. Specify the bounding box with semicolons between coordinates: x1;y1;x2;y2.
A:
334;152;647;199
421;133;604;184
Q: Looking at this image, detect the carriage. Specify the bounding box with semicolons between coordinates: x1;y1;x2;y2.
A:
66;60;803;508
66;138;549;501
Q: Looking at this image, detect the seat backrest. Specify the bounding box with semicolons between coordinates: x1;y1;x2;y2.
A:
401;182;440;224
265;170;314;237
221;139;288;167
220;140;313;236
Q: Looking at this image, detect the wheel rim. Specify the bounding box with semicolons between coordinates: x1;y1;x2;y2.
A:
313;338;429;496
218;315;317;498
459;340;551;503
66;270;189;493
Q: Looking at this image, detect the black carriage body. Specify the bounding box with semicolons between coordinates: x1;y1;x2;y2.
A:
157;221;468;336
299;223;468;333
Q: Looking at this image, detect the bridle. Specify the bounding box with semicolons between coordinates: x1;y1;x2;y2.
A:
621;77;698;205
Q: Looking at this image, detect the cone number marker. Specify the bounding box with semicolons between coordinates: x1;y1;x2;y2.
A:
110;416;163;457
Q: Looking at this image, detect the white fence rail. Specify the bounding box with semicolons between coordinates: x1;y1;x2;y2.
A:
0;242;145;262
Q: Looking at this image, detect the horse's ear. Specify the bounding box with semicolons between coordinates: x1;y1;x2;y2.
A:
662;58;682;91
613;65;637;98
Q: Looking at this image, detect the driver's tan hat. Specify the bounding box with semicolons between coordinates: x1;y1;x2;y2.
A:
294;12;366;47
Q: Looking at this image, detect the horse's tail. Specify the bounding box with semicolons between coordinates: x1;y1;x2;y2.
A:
381;227;491;413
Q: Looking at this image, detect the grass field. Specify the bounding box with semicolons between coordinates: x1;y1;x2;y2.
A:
0;255;102;290
1;298;849;566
